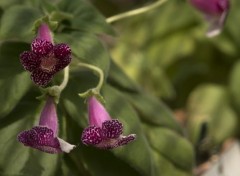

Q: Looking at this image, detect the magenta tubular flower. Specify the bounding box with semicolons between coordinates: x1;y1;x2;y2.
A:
20;23;71;86
17;97;75;154
81;96;136;149
190;0;230;37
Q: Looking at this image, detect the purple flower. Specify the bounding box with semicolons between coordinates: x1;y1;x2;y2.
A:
190;0;230;37
81;96;136;149
20;23;71;86
17;97;75;154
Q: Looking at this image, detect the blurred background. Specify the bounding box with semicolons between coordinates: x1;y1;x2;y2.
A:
0;0;240;175
92;0;240;175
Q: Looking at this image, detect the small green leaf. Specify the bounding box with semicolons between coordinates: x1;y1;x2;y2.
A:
32;15;58;35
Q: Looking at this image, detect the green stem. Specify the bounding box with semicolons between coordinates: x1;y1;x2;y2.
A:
37;66;70;103
106;0;168;24
58;66;70;91
78;63;104;94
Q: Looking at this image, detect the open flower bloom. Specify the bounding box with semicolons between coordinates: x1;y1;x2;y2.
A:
20;23;71;86
17;96;75;154
81;96;136;149
190;0;230;37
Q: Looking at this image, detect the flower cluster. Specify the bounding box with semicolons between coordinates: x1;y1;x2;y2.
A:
81;96;136;149
20;24;71;86
17;23;136;154
18;97;75;153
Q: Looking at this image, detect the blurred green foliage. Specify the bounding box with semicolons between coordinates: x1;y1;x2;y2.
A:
108;0;240;168
0;0;239;175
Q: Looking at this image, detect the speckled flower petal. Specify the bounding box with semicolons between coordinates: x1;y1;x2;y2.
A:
31;38;53;56
54;44;71;71
102;119;123;139
20;51;41;72
54;43;71;59
31;69;53;86
81;126;102;145
17;126;62;154
117;134;136;147
97;134;136;149
206;11;228;37
96;140;117;150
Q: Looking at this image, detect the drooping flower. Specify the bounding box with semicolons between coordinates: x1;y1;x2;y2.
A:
17;96;75;154
81;96;136;149
20;23;71;86
190;0;230;37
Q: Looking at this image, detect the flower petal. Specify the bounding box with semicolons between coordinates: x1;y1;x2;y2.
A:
17;128;38;145
217;0;229;12
54;43;71;59
88;96;112;127
17;126;62;154
81;126;102;145
96;134;136;149
206;11;228;37
39;97;58;135
53;44;71;71
20;51;41;72
58;137;76;153
31;69;53;86
117;134;136;147
31;38;53;56
102;119;123;139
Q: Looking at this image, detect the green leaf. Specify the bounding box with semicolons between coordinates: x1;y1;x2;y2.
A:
80;147;141;176
209;105;237;145
107;60;139;92
144;126;194;171
125;91;183;134
229;60;240;109
0;5;42;41
187;84;237;148
55;32;110;75
0;41;29;78
57;0;114;35
152;150;192;176
0;72;32;119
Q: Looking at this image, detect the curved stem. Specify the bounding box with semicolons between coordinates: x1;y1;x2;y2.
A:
78;63;104;94
106;0;168;24
37;66;69;104
58;66;69;91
